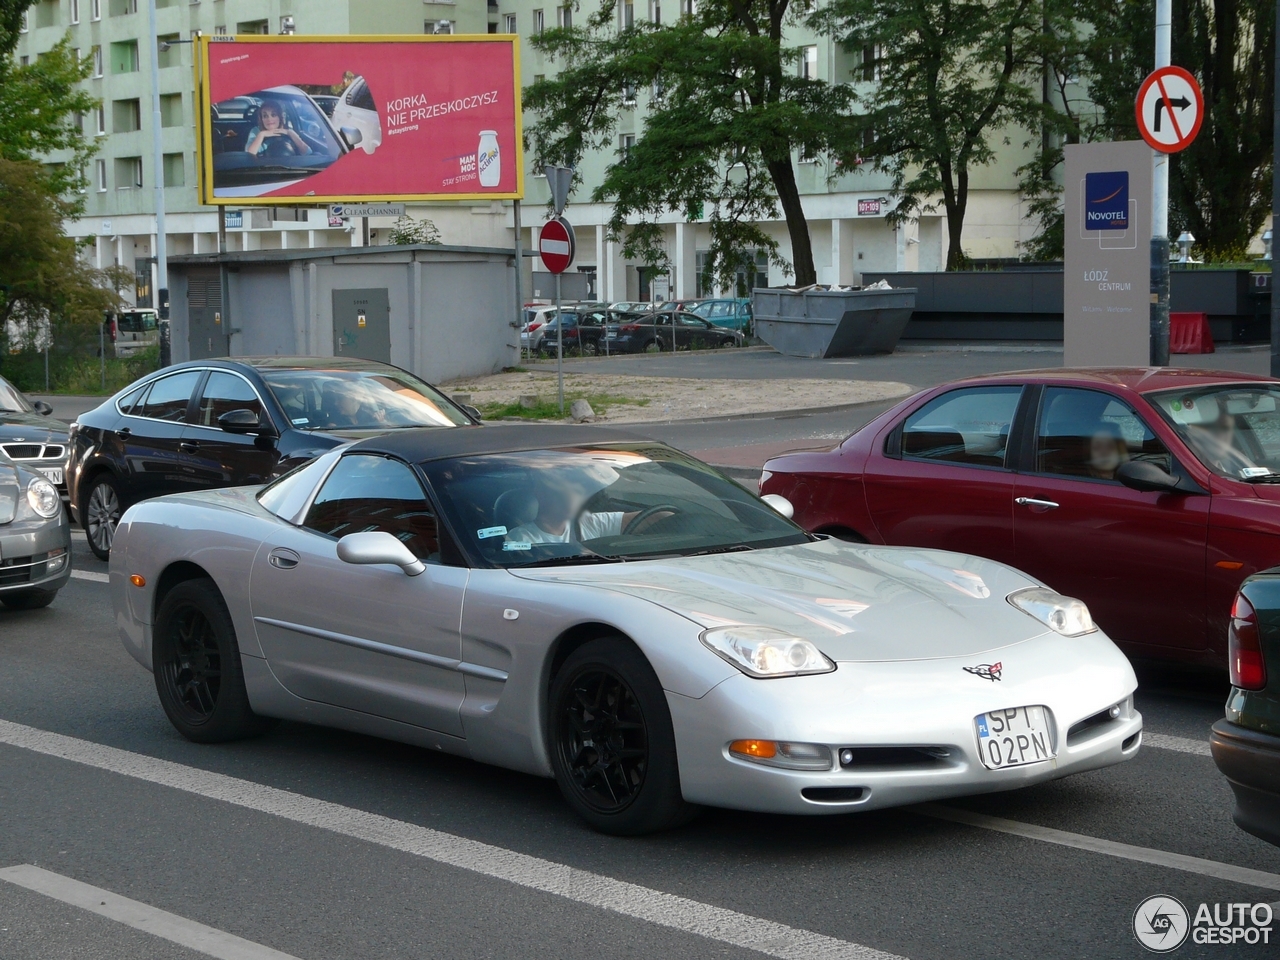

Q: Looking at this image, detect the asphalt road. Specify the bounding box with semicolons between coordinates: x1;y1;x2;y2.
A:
1;533;1276;960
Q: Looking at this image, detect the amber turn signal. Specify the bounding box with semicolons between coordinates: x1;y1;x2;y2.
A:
130;575;146;587
729;739;777;759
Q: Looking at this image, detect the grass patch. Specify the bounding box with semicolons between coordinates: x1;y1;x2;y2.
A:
2;345;160;395
481;391;650;420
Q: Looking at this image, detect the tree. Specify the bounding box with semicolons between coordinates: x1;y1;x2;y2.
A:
388;215;443;245
0;159;123;337
526;0;860;289
817;0;1056;270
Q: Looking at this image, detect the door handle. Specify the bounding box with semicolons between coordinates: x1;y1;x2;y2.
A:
179;441;199;453
268;548;300;569
115;427;131;439
1015;497;1060;510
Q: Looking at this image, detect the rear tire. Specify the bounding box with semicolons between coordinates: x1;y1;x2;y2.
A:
549;636;697;835
1;589;58;610
152;579;277;743
643;339;663;353
83;474;122;561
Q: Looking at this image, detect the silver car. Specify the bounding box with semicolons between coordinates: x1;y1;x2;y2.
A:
0;448;72;609
110;425;1141;834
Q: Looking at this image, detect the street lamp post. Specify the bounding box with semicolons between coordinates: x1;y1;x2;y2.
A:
1150;0;1171;366
147;0;167;322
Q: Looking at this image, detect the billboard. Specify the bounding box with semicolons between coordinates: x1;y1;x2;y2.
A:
197;35;523;205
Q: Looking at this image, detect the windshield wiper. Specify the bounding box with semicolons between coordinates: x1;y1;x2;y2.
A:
1241;473;1280;483
679;543;755;558
519;553;627;568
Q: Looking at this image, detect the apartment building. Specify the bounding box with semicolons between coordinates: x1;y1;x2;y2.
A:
15;0;496;307
18;0;1040;307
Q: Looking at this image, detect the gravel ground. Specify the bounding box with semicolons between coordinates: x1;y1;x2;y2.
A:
441;369;914;422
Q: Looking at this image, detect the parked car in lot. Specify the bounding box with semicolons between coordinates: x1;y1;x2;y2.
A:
0;445;71;610
112;423;1140;835
68;357;475;560
604;311;746;353
690;298;753;334
0;374;69;500
537;307;628;357
520;306;573;355
109;308;159;358
762;368;1280;666
1211;574;1280;847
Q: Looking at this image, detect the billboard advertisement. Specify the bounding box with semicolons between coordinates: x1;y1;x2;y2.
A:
197;35;523;204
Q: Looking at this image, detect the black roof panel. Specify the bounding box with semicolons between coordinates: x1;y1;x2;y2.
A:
349;423;649;463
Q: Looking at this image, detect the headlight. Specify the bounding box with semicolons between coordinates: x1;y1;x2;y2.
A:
700;625;836;678
1008;586;1096;637
26;478;61;519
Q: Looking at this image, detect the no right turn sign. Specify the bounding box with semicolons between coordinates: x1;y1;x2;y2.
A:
1135;66;1204;153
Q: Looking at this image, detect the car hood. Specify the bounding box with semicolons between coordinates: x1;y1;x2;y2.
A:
0;460;18;524
0;412;66;440
511;538;1053;662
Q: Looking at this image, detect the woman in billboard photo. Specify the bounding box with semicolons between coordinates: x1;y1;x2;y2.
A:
244;100;313;157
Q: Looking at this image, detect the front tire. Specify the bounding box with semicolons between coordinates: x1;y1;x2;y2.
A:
83;474;122;561
1;589;58;610
153;579;276;743
549;636;696;835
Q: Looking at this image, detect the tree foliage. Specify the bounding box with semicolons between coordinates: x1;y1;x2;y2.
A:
816;0;1057;270
526;0;860;288
388;215;443;245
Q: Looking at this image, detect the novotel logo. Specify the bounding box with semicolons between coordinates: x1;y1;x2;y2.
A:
1084;170;1129;231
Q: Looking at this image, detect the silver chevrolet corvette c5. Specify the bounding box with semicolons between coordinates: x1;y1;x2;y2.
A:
110;424;1142;834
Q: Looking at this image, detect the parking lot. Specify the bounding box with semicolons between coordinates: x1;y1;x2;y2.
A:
2;445;1277;960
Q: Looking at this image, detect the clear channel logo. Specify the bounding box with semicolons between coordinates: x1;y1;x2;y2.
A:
1133;895;1190;953
1084;170;1130;232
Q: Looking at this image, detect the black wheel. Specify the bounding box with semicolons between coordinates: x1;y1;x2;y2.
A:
549;636;696;835
153;579;277;743
1;589;58;610
581;339;599;357
83;474;122;561
643;339;663;353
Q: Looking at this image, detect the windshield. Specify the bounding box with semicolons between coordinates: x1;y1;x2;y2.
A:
259;368;471;431
1149;384;1280;480
0;377;34;413
422;443;810;568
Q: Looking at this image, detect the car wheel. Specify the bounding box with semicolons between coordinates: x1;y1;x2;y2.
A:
549;636;697;835
153;579;277;743
84;474;122;561
582;340;598;357
1;589;58;610
643;339;663;353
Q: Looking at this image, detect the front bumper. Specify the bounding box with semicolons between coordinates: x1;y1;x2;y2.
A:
1210;719;1280;847
0;513;73;596
667;639;1141;815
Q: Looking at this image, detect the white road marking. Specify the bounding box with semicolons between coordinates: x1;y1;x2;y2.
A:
0;865;301;960
916;804;1280;892
1142;732;1212;756
0;720;905;960
70;570;109;583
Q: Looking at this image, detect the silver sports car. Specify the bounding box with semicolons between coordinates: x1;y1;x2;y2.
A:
111;425;1142;834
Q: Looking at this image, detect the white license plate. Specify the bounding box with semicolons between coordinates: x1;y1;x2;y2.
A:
975;706;1055;770
38;468;64;485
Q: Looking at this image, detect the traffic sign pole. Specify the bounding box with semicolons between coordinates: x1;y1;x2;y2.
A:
556;272;564;415
538;215;576;415
1272;0;1280;378
1151;0;1172;366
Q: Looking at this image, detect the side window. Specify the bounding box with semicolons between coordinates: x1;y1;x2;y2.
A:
303;455;440;561
136;371;202;422
197;371;264;427
710;302;732;318
901;386;1022;467
1036;387;1173;481
116;382;149;414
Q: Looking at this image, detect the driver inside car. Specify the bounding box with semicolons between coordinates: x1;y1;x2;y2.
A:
505;474;671;545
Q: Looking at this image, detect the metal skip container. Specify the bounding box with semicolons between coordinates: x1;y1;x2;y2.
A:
752;285;917;357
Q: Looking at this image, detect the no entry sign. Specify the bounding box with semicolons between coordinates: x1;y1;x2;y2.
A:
539;217;576;274
1135;66;1204;154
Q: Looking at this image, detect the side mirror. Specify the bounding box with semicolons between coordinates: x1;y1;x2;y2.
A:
336;531;426;576
1116;460;1184;494
33;400;52;416
217;408;271;435
462;404;482;421
340;125;363;147
761;493;795;519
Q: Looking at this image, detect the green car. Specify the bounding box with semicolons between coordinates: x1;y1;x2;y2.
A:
1210;573;1280;847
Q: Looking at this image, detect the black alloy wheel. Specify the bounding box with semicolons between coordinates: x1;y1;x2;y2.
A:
153;579;277;743
550;636;696;834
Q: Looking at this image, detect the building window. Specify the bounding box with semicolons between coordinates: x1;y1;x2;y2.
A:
621;81;636;105
91;0;101;21
78;164;88;193
91;45;102;76
503;13;516;32
800;45;817;80
112;98;141;133
487;22;497;33
556;5;571;28
651;74;664;99
115;156;142;189
622;0;633;27
681;0;695;14
424;19;453;34
532;8;543;32
19;9;27;31
71;0;81;24
236;19;269;34
160;92;182;127
94;105;106;135
157;33;181;68
73;110;84;133
163;153;185;188
620;133;634;159
94;158;107;191
109;40;139;74
861;44;881;82
19;55;27;66
649;0;660;23
214;24;226;35
109;0;138;15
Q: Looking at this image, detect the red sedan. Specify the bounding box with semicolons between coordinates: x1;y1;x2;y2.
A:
760;368;1280;667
